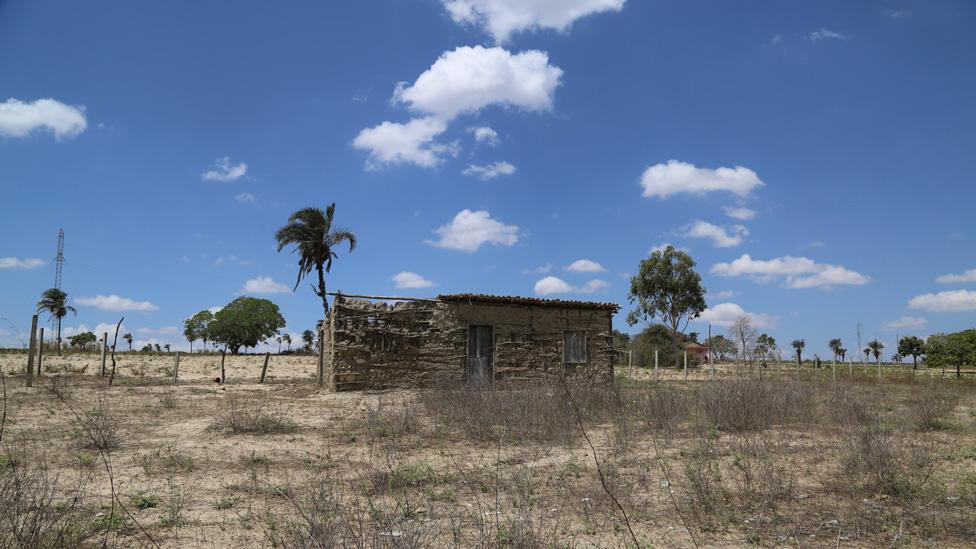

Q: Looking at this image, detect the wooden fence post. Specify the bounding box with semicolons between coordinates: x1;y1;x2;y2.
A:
37;327;44;377
683;351;688;380
172;351;180;384
25;314;38;387
318;329;325;387
220;350;226;384
654;349;658;382
100;332;108;376
260;352;270;383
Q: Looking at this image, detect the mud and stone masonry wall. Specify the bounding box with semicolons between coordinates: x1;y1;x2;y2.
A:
324;296;615;391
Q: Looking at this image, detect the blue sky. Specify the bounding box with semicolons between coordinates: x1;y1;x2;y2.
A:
1;0;974;357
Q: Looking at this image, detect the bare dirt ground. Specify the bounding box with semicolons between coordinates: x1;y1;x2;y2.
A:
1;352;975;548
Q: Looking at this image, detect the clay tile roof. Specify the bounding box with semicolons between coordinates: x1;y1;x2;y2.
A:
437;293;620;312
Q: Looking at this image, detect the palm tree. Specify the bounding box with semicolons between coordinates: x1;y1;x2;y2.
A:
838;347;847;361
828;338;843;362
863;346;872;363
123;333;133;351
791;339;805;365
282;333;292;352
868;340;884;365
302;330;314;352
36;288;75;356
275;203;357;320
276;334;283;353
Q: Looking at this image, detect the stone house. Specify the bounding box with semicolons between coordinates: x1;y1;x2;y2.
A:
322;293;619;391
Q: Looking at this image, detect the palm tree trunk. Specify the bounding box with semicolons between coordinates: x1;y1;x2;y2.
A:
56;316;62;356
316;262;329;319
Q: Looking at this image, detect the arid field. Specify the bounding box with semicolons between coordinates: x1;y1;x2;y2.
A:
1;351;975;548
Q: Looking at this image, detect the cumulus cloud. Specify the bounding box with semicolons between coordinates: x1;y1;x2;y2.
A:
426;209;519;252
463;161;516;180
353;116;454;169
723;206;757;220
640;160;764;199
682;221;748;248
392;271;435;289
908;290;976;312
0;257;45;269
807;28;846;42
442;0;625;43
201;157;248;181
534;276;608;295
711;254;870;289
881;316;927;331
565;259;606;273
0;98;87;139
936;268;976;284
76;294;159;312
467;125;499;145
242;276;291;294
354;46;562;169
696;302;777;328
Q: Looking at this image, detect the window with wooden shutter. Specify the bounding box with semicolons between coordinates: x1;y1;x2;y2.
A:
563;331;587;364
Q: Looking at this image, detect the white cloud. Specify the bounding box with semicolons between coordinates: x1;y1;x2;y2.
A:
807;28;846;42
711;254;870;289
243;276;291;294
936;268;976;284
770;34;783;44
76;294;159;312
696;302;777;328
713;290;736;299
523;263;551;274
884;9;911;19
201;157;248;181
640;160;764;199
352;116;454;169
393;46;563;120
534;275;608;295
467;125;499;145
0;98;87;139
426;209;519;252
881;316;927;332
235;192;257;204
682;221;748;248
908;290;976;312
442;0;625;43
565;259;606;273
0;257;45;269
392;271;435;289
354;46;562;169
463;161;516;180
214;255;251;267
723;206;756;220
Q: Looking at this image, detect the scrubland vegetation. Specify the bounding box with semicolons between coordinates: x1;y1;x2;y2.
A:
1;354;975;548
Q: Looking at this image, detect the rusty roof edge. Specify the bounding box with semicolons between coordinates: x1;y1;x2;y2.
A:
436;293;620;312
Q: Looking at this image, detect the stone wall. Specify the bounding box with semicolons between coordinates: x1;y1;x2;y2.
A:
325;295;615;391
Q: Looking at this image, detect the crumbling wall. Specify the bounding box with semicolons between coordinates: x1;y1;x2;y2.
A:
326;296;615;391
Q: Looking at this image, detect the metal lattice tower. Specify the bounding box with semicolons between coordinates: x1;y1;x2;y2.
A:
54;228;65;290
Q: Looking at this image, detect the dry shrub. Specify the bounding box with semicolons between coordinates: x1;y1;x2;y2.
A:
841;419;938;499
906;384;960;431
418;381;620;446
681;428;729;526
215;394;297;435
727;432;796;507
697;378;814;432
0;456;93;547
77;398;122;451
630;384;691;438
361;396;421;438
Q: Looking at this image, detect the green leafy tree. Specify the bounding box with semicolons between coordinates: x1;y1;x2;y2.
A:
69;331;97;350
791;339;805;364
141;343;153;352
897;335;926;370
208;297;286;354
828;338;843;362
632;324;676;368
154;343;162;353
627;246;707;368
755;333;776;367
706;334;736;362
36;288;76;356
275;203;357;320
183;310;214;353
925;330;976;377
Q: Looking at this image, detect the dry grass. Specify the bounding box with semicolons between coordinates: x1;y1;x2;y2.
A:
0;355;974;547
